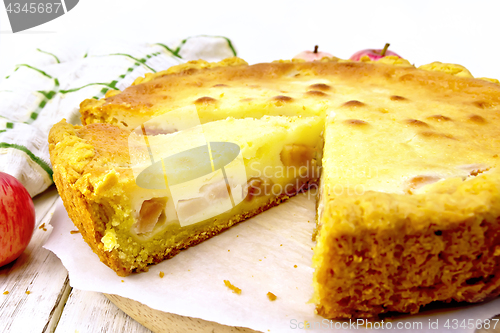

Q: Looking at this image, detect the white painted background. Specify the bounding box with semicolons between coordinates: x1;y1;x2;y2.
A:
0;0;499;79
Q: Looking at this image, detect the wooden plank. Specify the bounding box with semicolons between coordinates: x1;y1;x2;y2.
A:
44;279;72;333
0;191;69;333
55;289;152;333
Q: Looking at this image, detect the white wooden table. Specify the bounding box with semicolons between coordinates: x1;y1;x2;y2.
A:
0;185;152;333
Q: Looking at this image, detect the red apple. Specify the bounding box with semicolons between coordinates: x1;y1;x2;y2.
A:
0;172;35;267
294;45;333;61
349;43;401;61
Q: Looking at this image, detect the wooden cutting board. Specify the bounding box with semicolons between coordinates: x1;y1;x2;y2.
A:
105;294;261;333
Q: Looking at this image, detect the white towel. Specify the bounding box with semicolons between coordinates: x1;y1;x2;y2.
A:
0;35;238;197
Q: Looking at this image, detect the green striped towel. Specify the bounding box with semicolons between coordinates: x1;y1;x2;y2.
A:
0;35;237;197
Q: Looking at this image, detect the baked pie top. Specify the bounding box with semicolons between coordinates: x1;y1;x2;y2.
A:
80;56;500;195
80;57;500;133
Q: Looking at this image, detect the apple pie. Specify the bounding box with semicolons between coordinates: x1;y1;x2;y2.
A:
50;56;500;318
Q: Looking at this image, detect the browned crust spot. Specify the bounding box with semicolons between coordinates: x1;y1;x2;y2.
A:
194;96;217;105
405;119;429;127
342;100;365;108
306;90;328;97
472;100;493;109
419;131;455;140
308;83;331;91
399;73;415;82
272;95;293;102
427;115;452;122
468;114;487;124
178;68;198;76
212;84;229;87
390;95;407;101
344;119;368;126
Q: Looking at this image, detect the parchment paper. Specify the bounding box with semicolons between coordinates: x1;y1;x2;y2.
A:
44;193;500;332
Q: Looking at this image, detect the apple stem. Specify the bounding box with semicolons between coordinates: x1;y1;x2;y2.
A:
314;45;318;54
381;43;390;56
